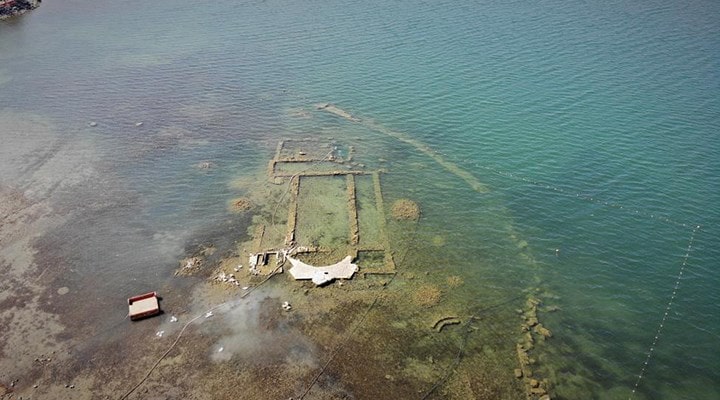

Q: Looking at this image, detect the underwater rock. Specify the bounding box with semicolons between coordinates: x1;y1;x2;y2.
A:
524;332;534;349
413;285;441;307
514;369;523;379
431;235;446;247
432;316;461;332
526;297;541;308
176;256;202;276
516;344;528;364
214;271;241;287
229;197;252;212
391;198;420;221
530;387;547;395
315;103;360;122
446;275;463;288
534;324;552;338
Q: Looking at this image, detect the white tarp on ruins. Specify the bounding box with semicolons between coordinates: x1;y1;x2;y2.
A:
286;255;358;286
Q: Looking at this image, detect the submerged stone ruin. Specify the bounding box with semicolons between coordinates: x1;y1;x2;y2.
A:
182;138;402;288
257;138;397;279
166;128;553;399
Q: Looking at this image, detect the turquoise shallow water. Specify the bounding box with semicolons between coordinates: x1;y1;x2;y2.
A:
1;0;719;398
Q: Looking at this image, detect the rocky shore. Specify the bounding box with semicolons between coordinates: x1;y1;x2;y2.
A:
0;0;40;20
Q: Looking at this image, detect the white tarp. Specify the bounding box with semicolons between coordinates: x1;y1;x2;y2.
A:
287;255;358;285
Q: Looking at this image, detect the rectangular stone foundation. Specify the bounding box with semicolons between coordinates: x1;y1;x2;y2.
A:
260;140;397;276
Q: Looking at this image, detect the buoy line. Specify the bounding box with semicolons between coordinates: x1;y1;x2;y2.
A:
629;225;701;399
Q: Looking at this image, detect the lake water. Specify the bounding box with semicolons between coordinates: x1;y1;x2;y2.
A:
1;0;718;399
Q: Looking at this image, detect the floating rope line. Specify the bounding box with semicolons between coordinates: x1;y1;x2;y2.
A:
629;225;701;399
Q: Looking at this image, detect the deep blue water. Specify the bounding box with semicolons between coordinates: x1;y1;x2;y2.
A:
1;0;718;398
